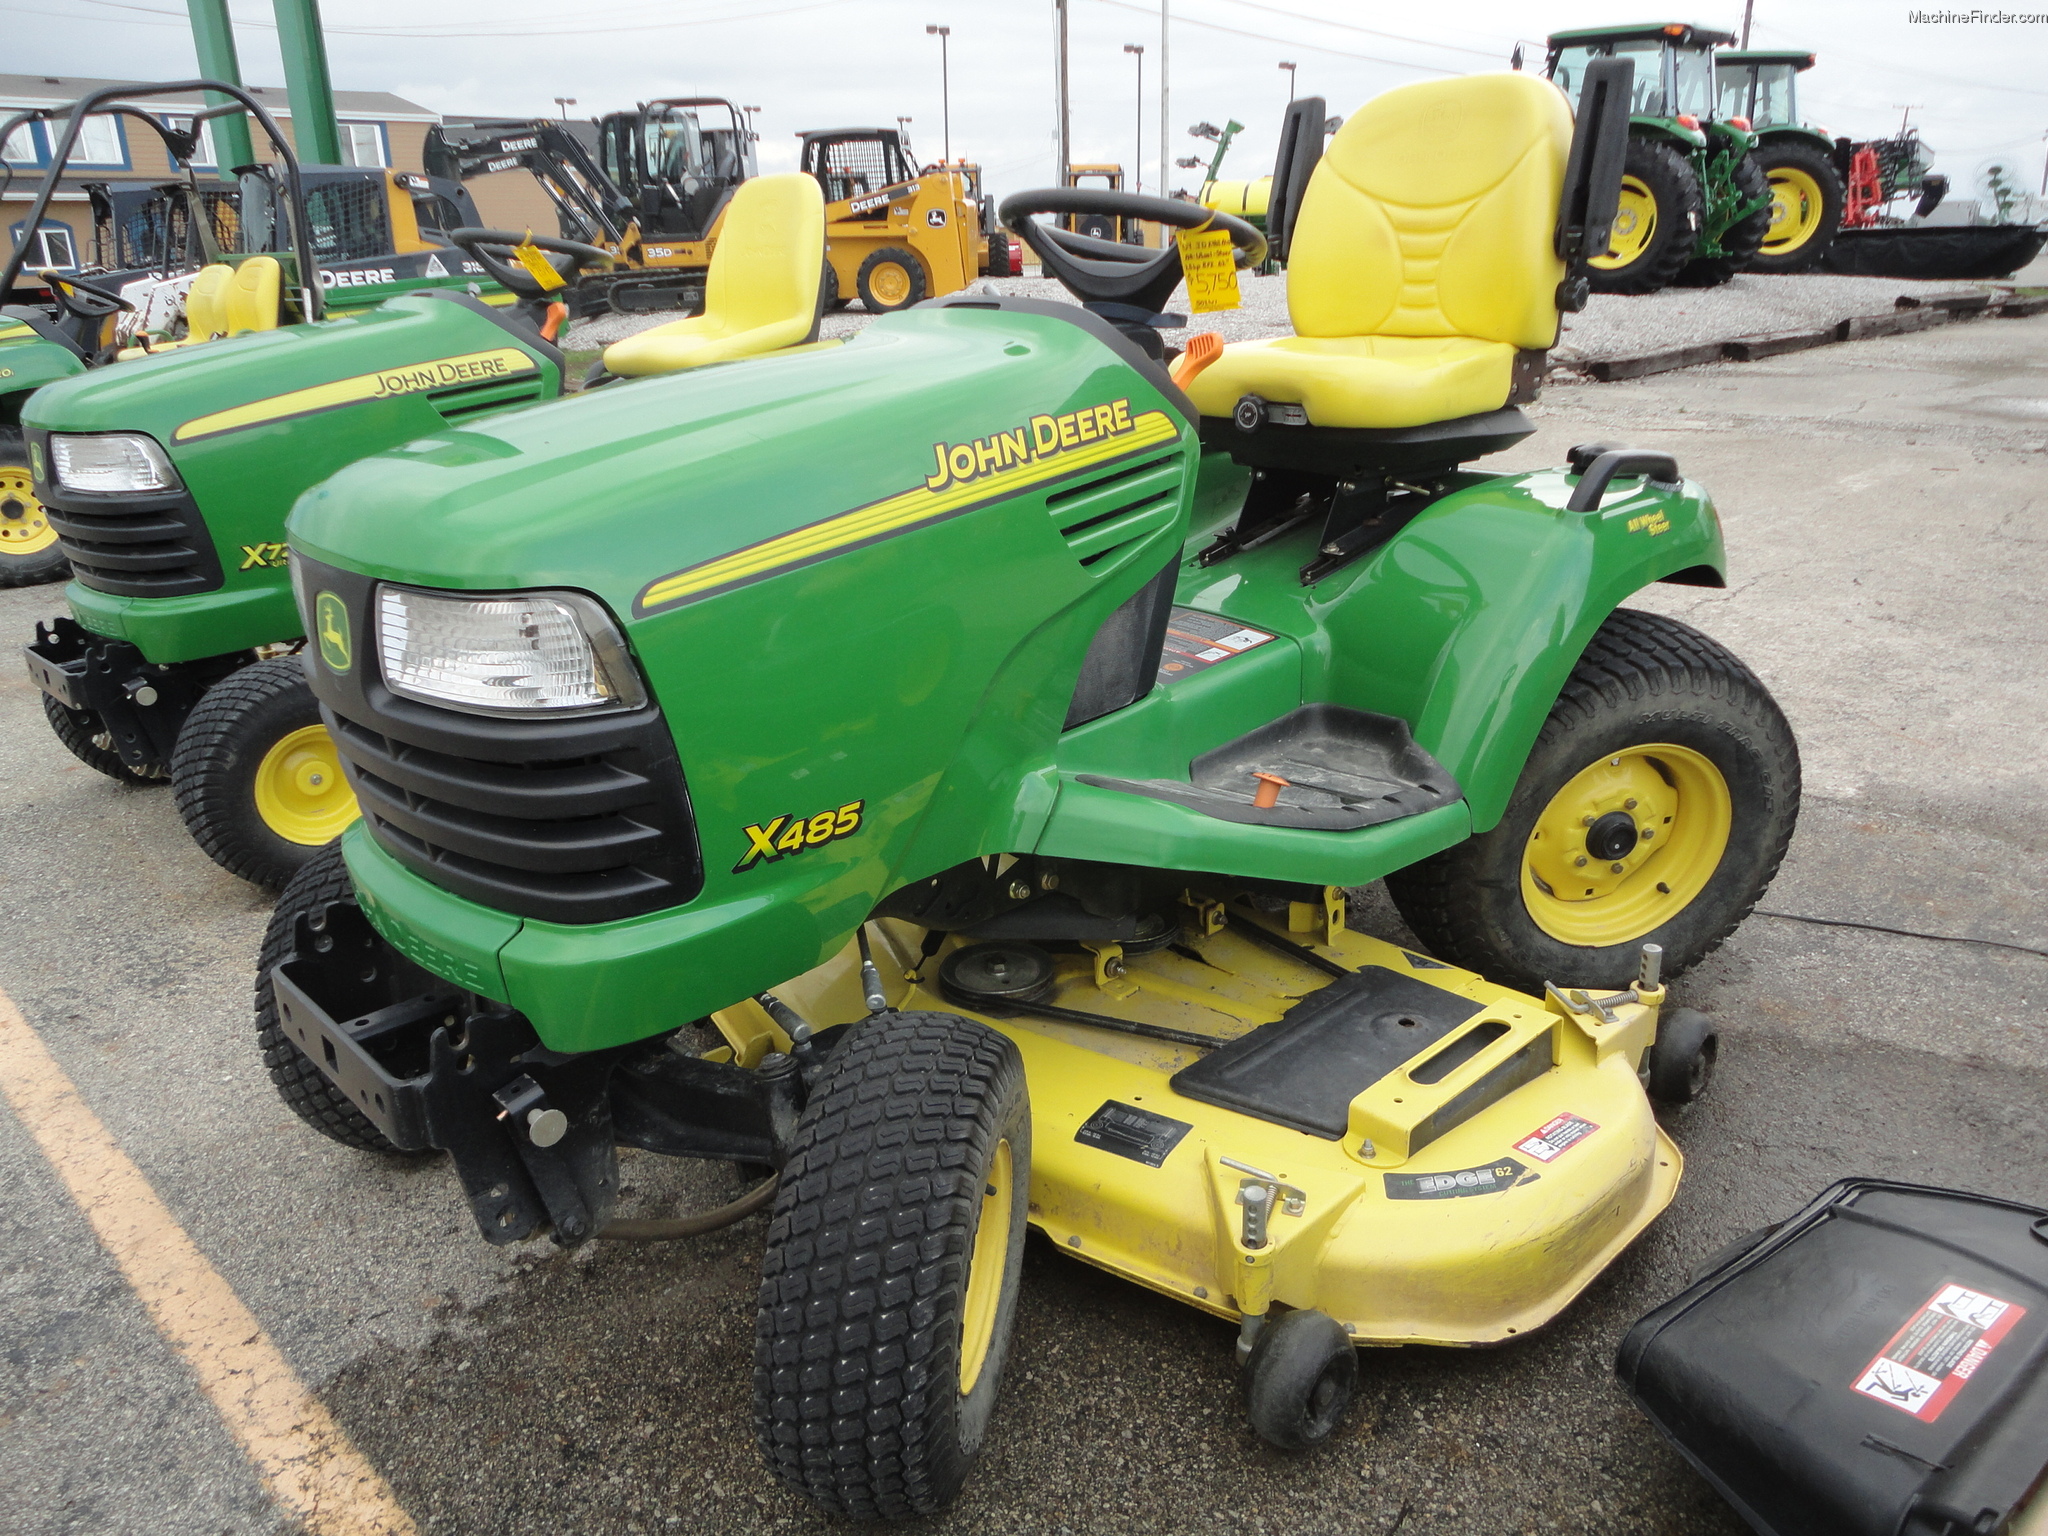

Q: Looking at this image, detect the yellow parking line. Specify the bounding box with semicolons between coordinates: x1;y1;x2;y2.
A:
0;989;418;1536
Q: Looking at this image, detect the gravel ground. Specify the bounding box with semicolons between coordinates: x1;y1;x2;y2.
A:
568;266;2014;364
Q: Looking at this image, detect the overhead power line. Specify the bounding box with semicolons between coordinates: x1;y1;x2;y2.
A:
1091;0;1463;75
1211;0;1510;61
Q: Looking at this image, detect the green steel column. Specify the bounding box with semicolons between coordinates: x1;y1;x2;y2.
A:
185;0;255;180
271;0;343;166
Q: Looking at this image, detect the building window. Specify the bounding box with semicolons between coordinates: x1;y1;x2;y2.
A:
7;219;79;271
2;120;40;166
338;122;388;168
68;112;128;167
162;115;220;169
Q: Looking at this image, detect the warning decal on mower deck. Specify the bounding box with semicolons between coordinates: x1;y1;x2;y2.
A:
1514;1112;1599;1164
1851;1283;2027;1423
1157;608;1277;684
1075;1101;1192;1167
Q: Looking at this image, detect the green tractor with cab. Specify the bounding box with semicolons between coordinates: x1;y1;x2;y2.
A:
249;65;1801;1518
1546;21;1772;292
21;168;830;891
1714;48;1845;272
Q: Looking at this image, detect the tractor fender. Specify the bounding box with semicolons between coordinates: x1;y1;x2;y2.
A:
1629;116;1708;152
1309;466;1726;834
0;339;88;421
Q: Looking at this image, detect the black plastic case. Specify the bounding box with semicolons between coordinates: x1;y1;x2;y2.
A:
1616;1179;2048;1536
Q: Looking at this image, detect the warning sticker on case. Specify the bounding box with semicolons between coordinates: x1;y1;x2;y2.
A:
1514;1112;1600;1163
1851;1283;2028;1422
1157;607;1277;685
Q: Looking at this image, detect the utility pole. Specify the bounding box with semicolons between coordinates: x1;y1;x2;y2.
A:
2039;128;2046;196
183;0;253;179
1124;44;1144;194
1158;0;1169;198
1054;0;1070;186
926;25;951;163
271;0;342;165
1740;0;1754;48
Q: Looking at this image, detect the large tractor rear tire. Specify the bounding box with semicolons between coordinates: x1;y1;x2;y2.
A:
856;247;928;313
0;424;68;588
755;1009;1029;1519
1746;140;1844;273
1588;138;1704;295
1679;152;1773;287
255;842;420;1155
170;656;357;889
1387;608;1800;995
42;692;168;785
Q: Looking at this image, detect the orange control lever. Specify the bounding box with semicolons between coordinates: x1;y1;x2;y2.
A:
1252;772;1290;809
1169;331;1224;390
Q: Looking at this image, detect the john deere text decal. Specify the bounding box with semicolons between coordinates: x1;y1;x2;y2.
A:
174;348;538;441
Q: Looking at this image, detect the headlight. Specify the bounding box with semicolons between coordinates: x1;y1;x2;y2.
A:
376;584;647;716
49;433;182;494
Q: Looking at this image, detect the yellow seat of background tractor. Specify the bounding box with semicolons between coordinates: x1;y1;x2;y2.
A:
1186;73;1572;431
115;257;281;360
603;174;827;378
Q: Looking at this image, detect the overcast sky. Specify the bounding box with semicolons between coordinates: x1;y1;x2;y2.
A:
10;0;2047;204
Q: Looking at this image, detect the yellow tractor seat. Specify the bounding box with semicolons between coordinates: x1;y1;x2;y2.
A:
1185;72;1571;434
603;175;827;378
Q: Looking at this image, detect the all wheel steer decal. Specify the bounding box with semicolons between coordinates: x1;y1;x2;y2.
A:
735;800;865;873
636;399;1178;614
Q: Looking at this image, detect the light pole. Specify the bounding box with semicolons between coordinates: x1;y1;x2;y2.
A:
926;24;951;163
1278;62;1295;103
553;96;576;119
896;115;915;164
1124;44;1144;195
1158;0;1169;200
742;105;761;143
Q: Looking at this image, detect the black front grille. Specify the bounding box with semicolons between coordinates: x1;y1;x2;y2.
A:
41;484;223;598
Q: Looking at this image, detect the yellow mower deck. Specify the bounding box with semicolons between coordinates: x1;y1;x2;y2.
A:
729;902;1680;1348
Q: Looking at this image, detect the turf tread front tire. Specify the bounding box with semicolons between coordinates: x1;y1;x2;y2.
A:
170;656;342;889
1387;608;1800;994
754;1009;1028;1520
255;843;412;1155
0;424;68;589
41;692;167;784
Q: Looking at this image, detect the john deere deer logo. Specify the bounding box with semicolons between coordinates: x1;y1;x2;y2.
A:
315;592;352;674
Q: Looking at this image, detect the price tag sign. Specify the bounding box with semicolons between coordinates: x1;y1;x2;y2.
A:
1177;225;1240;313
511;239;566;292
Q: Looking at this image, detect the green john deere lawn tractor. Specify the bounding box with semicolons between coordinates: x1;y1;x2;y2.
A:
2;78;508;591
252;65;1800;1518
21;173;827;891
1547;22;1773;292
1714;48;1845;272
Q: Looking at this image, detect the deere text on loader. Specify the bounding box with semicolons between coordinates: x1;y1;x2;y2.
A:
257;63;1800;1520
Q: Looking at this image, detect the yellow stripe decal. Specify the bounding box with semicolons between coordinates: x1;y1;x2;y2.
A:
638;404;1180;614
174;346;538;441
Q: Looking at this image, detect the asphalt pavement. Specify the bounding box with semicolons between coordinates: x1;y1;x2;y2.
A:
1;313;2044;1536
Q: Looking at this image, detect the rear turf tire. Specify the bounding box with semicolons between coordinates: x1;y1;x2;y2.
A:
1387;608;1800;995
1588;137;1704;296
255;842;416;1155
1679;152;1772;287
754;1009;1030;1519
42;691;169;784
0;424;68;588
170;656;357;890
856;247;928;313
1746;140;1844;273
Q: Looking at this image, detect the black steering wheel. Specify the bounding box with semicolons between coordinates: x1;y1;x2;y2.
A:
447;229;613;303
997;188;1265;320
42;269;136;320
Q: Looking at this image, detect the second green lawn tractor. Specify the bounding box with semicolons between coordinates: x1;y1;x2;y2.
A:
1546;22;1773;292
22;173;828;891
1714;48;1845;272
255;66;1799;1518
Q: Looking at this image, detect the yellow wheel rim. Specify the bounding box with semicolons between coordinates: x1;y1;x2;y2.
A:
1590;176;1657;270
1761;166;1826;255
252;725;357;846
1521;744;1732;947
868;260;913;307
958;1137;1013;1396
0;461;57;558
